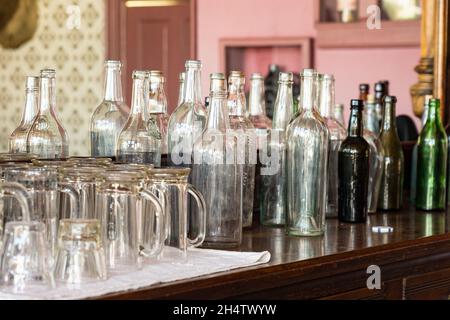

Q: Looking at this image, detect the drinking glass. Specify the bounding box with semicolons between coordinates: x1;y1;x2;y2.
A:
54;219;107;284
0;182;55;293
4;167;79;256
58;167;106;220
96;170;164;272
146;167;206;262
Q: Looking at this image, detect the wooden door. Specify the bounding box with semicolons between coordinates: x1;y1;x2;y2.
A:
107;0;193;112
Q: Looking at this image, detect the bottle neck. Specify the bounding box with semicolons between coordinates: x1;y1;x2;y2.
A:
273;82;294;129
381;102;397;132
319;79;334;118
300;76;315;111
22;89;39;124
206;93;230;131
348;108;364;137
178;80;185;106
130;77;148;118
249;80;266;116
426;103;441;126
103;67;124;102
39;77;55;114
228;82;247;116
149;81;167;113
184;68;202;105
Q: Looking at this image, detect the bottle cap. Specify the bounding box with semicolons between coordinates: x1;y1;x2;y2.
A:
350;99;364;109
185;60;202;69
278;72;293;83
26;76;39;90
359;83;369;92
383;95;397;104
375;82;386;92
209;72;227;93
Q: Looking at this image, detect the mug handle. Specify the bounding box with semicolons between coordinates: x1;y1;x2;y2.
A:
139;189;164;258
186;184;206;248
0;182;31;222
58;183;80;219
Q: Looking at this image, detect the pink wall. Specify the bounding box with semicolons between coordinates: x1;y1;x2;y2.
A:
196;0;421;127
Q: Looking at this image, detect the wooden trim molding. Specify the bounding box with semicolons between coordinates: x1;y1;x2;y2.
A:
316;20;421;48
219;37;313;73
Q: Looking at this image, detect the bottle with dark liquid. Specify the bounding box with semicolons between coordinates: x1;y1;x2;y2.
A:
116;71;161;166
374;82;387;131
338;99;370;223
359;84;369;103
378;96;404;210
90;61;128;159
416;98;447;210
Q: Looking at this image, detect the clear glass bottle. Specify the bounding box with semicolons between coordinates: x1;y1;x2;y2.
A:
192;73;243;248
178;72;185;107
248;73;272;150
260;72;294;226
27;69;69;159
227;71;256;228
378;96;404;210
365;94;379;134
148;70;169;155
168;60;207;167
116;70;161;166
90;60;128;158
334;103;345;127
286;69;329;236
318;74;346;218
9;76;39;154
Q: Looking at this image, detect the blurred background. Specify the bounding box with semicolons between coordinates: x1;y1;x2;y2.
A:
0;0;421;155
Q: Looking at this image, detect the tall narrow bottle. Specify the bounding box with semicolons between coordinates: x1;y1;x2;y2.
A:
27;69;69;159
90;61;128;158
318;74;346;218
116;71;161;166
416;98;447;210
359;84;370;103
148;70;169;155
9;76;39;153
378;96;404;210
411;95;432;204
168;60;207;167
228;71;256;228
338;100;370;223
334;103;345;127
248;73;272;150
374;82;387;130
364;94;379;134
260;72;294;226
178;72;185;107
286;69;329;236
192;73;243;248
363;102;384;214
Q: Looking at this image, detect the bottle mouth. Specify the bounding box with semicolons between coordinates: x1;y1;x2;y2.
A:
278;72;294;83
133;70;149;80
300;69;317;78
185;60;202;69
40;68;56;78
250;73;264;80
105;60;122;68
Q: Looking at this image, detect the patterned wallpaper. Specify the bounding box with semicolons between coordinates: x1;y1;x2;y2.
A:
0;0;105;155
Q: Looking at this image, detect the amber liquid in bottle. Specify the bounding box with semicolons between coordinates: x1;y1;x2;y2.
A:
338;99;370;223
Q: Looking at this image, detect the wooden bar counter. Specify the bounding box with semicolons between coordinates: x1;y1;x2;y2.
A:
100;205;450;300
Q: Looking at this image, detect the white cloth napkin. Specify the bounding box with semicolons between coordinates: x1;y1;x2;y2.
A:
0;248;271;300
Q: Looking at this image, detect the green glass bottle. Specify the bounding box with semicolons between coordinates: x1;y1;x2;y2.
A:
378;96;404;210
416;98;448;210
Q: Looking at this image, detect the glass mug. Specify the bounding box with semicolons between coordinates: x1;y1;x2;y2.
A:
4;167;79;256
146;168;206;262
0;182;55;293
96;170;164;272
54;219;107;284
67;157;112;168
58;167;106;220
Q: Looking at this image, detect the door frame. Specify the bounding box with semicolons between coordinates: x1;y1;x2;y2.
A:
106;0;197;94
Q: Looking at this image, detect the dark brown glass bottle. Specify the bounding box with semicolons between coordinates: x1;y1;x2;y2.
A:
378;96;404;210
338;99;370;223
359;84;369;102
374;82;387;128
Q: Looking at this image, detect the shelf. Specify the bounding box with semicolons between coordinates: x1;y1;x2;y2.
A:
316;19;421;48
